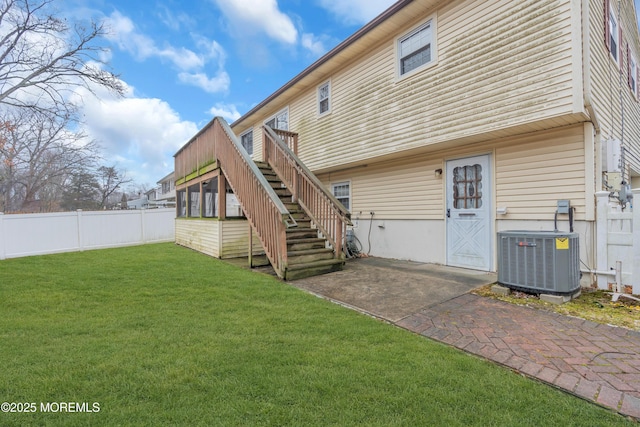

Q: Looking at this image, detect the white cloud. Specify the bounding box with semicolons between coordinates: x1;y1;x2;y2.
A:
104;11;229;93
178;71;230;93
72;85;198;184
105;11;202;71
301;33;328;57
157;5;195;32
208;103;242;123
317;0;395;25
212;0;297;44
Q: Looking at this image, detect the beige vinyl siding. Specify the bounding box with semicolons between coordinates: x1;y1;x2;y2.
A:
319;124;586;221
220;220;263;258
588;0;640;174
285;0;579;172
319;156;444;221
495;125;586;220
175;219;263;258
175;219;219;257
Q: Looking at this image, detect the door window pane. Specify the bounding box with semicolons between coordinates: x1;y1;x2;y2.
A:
453;164;482;209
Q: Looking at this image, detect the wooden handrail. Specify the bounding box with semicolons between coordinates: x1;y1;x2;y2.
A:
262;125;352;259
176;117;295;277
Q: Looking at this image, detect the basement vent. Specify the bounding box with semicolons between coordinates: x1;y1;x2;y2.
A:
497;231;580;295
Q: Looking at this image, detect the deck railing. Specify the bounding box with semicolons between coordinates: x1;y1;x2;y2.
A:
263;125;352;258
176;117;295;277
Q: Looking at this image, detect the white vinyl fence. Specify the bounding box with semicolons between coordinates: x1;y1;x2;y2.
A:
0;208;175;260
595;190;640;294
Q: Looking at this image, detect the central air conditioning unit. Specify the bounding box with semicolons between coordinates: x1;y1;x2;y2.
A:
497;231;580;295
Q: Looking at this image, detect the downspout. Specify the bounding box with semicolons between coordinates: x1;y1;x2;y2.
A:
583;0;600;134
582;0;603;286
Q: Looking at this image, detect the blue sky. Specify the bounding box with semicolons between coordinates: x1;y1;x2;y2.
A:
55;0;640;188
55;0;396;187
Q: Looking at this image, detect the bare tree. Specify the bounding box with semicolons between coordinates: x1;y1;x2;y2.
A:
96;165;131;209
0;109;96;212
0;0;124;117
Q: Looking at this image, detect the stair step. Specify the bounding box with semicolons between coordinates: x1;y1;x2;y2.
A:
269;180;286;188
288;248;335;265
287;237;326;251
284;258;345;280
283;202;302;211
290;218;311;227
289;211;308;219
274;187;291;197
286;228;318;239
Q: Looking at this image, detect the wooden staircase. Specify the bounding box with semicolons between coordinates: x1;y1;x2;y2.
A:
255;161;344;280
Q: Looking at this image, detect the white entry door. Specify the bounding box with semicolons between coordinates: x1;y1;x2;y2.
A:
446;155;492;271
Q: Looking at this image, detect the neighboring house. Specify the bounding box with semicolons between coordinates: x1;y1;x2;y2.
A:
148;172;177;208
145;187;158;203
124;195;149;210
175;0;640;282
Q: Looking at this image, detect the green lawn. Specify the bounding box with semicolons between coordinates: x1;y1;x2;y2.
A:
0;243;634;426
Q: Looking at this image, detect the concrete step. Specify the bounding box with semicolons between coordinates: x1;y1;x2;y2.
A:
287;248;335;265
284;258;344;280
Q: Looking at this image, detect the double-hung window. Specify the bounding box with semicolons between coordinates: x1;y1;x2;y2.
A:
318;81;330;115
607;2;620;63
332;181;350;211
240;129;253;155
629;52;637;97
265;108;289;131
399;20;434;76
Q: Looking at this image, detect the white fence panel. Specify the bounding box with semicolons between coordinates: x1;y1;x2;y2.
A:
81;210;144;250
607;211;633;285
596;191;640;294
0;209;175;260
1;212;80;258
140;209;176;243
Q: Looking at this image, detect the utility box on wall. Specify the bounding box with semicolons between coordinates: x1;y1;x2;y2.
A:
497;231;580;295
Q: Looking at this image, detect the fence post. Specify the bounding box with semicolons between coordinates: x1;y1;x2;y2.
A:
77;209;84;251
596;191;610;290
141;209;147;243
0;212;5;260
633;189;640;294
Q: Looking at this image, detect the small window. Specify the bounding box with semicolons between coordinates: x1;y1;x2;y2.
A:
240;129;253;155
630;52;637;96
203;178;218;218
608;5;619;63
399;20;433;76
265;108;288;131
188;184;200;217
177;189;186;217
225;181;245;217
318;81;330;115
332;181;350;211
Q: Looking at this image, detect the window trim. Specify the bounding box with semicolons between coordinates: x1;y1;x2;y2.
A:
317;80;331;116
629;48;638;99
606;1;621;66
264;107;289;131
395;15;437;80
331;181;351;211
239;128;254;156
